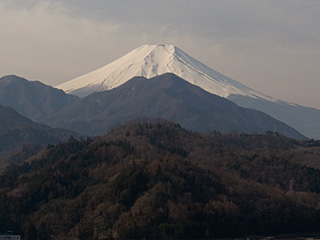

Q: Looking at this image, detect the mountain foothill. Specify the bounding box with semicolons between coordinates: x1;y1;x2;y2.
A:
1;120;320;239
1;44;320;239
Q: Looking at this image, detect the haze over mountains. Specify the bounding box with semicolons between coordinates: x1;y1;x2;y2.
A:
57;44;320;139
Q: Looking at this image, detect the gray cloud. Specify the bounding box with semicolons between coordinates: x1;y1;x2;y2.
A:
0;0;319;109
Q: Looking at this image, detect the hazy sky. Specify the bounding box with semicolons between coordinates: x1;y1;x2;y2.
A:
1;0;319;109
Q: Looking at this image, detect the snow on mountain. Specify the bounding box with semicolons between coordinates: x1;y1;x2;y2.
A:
56;44;275;101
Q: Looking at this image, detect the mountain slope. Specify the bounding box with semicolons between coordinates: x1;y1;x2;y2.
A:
48;73;305;139
0;75;80;123
56;44;320;139
229;95;320;140
0;105;77;170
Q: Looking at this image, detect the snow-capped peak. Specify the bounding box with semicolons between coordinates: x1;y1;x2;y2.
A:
56;44;274;101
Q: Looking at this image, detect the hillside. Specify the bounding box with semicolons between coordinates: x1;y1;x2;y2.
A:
0;105;77;171
1;120;320;239
0;75;79;123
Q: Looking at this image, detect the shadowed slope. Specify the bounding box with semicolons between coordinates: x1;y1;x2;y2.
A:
47;73;305;139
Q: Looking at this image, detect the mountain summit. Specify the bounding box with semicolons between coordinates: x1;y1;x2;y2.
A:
57;44;273;100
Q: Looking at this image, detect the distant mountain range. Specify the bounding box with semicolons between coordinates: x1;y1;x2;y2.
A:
47;73;305;139
56;44;320;139
0;74;304;139
1;44;319;139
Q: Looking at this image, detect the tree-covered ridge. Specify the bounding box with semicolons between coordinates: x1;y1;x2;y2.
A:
1;120;320;239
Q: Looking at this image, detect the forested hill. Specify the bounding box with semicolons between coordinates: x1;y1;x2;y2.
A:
1;120;320;240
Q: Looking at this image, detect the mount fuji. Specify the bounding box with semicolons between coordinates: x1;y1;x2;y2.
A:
56;44;320;139
57;44;273;101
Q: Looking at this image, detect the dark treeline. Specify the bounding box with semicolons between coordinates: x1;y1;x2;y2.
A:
1;120;320;239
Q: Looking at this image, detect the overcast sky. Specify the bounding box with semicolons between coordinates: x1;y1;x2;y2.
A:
0;0;319;109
